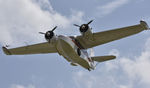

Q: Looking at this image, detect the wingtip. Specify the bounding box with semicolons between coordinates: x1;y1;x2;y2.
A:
2;46;11;55
110;55;116;59
140;20;149;30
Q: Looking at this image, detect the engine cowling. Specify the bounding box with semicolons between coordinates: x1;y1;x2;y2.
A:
39;26;57;42
74;20;94;41
45;31;54;40
80;24;89;32
79;24;93;41
82;28;93;41
44;30;57;43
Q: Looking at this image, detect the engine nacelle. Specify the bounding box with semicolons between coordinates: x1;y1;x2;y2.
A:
80;24;93;41
45;31;56;42
39;26;57;43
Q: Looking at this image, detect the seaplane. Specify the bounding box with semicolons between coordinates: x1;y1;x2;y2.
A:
2;20;149;71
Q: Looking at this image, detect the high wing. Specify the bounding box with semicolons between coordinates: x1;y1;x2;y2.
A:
76;21;149;49
2;42;57;55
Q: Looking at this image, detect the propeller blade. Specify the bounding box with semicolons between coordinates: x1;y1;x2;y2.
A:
73;24;80;27
39;32;45;34
52;26;57;32
87;20;93;25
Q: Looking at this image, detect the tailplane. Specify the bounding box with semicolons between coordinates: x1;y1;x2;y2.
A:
91;55;116;62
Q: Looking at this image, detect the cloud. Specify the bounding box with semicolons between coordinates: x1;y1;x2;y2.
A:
109;49;120;57
73;71;96;88
72;37;150;88
0;0;84;46
72;70;125;88
32;0;54;12
96;0;129;17
11;84;35;88
120;38;150;85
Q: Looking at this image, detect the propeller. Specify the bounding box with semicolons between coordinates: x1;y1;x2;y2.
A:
39;26;57;43
73;24;80;27
74;20;93;27
51;26;57;32
74;20;93;32
39;32;45;34
87;20;93;25
39;26;57;34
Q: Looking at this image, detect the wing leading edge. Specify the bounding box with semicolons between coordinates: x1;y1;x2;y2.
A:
2;42;57;55
76;21;149;49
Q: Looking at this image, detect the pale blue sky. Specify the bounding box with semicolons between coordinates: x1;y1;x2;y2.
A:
0;0;150;88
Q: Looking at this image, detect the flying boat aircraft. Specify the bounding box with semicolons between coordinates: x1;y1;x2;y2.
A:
2;20;149;71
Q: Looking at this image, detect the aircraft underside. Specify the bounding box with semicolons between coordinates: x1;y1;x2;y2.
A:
56;35;93;70
2;20;149;71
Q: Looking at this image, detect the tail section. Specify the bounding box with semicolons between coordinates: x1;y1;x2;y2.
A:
91;55;116;62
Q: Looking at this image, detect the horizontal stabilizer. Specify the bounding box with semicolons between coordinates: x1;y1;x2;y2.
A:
91;55;116;62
